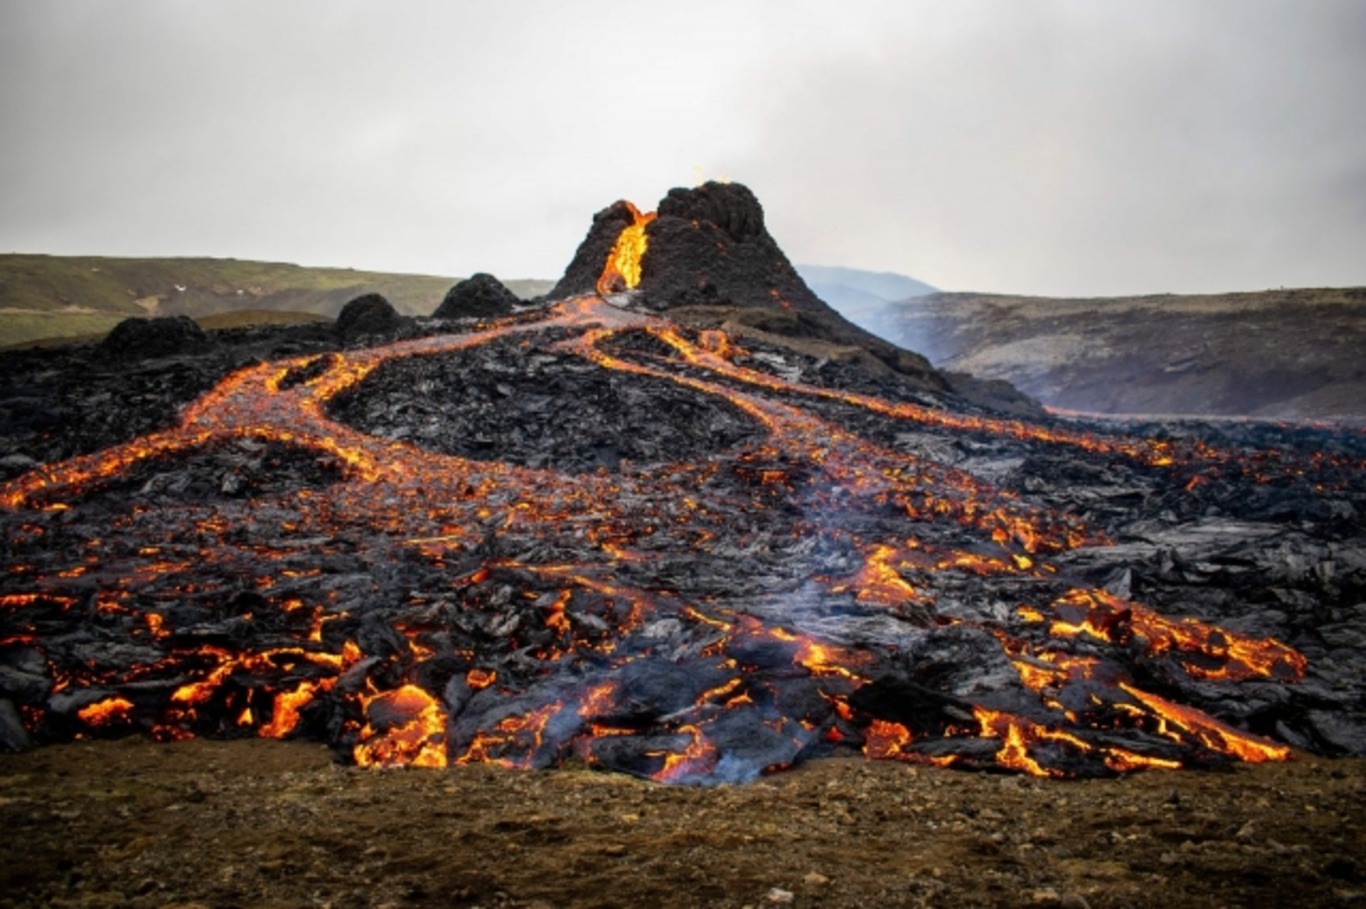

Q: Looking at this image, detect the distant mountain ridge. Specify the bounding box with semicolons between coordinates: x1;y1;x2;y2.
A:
795;264;937;337
796;264;937;302
0;254;553;348
0;255;935;350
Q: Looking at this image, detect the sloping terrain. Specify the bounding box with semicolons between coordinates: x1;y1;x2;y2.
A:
856;288;1366;420
0;254;553;348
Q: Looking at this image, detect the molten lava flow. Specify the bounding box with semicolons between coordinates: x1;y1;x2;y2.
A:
353;684;448;768
1048;588;1306;682
863;718;913;760
597;202;657;296
828;543;924;609
0;289;1333;782
258;678;335;738
975;708;1053;777
77;696;136;728
1119;683;1290;763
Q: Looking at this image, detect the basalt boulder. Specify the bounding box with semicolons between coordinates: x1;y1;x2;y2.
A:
336;293;403;340
99;315;213;361
433;273;521;320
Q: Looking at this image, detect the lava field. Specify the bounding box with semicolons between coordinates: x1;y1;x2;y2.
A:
2;183;1364;785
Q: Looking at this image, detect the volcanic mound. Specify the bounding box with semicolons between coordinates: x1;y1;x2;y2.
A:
336;292;406;341
553;182;1040;417
433;273;521;320
99;315;213;360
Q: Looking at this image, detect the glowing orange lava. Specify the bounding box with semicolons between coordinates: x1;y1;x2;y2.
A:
0;270;1329;781
597;202;656;295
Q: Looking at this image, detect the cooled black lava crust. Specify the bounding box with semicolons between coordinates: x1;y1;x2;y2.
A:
327;332;766;473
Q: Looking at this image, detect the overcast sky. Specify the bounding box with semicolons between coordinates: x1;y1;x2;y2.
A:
2;1;1363;296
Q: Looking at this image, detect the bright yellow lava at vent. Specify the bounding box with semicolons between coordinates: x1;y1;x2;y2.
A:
597;202;656;295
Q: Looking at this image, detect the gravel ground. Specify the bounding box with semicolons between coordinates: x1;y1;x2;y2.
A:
2;738;1363;909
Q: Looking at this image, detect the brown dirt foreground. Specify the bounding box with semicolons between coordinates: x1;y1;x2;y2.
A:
1;739;1362;909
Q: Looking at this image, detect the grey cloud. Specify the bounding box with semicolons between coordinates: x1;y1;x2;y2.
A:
1;1;1363;295
737;1;1366;294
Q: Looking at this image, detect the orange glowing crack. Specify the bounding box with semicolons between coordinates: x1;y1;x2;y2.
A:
454;701;561;770
651;723;715;783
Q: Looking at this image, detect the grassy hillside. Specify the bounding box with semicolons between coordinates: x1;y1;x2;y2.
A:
0;254;554;348
194;309;333;330
0;312;130;350
1;309;336;352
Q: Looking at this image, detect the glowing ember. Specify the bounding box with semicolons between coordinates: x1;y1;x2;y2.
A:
1119;683;1291;763
863;718;913;760
77;696;136;728
354;685;448;769
259;679;334;739
1048;588;1306;682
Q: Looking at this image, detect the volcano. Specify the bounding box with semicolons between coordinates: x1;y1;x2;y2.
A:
1;182;1364;784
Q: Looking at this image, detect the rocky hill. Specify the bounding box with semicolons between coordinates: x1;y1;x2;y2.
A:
550;183;1038;416
858;288;1366;420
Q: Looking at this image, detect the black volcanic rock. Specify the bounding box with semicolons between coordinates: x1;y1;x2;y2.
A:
641;182;824;314
99;315;212;361
14;189;1360;785
433;273;520;320
657;181;765;242
0;699;32;751
336;293;402;339
328;331;765;473
4;281;1366;781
